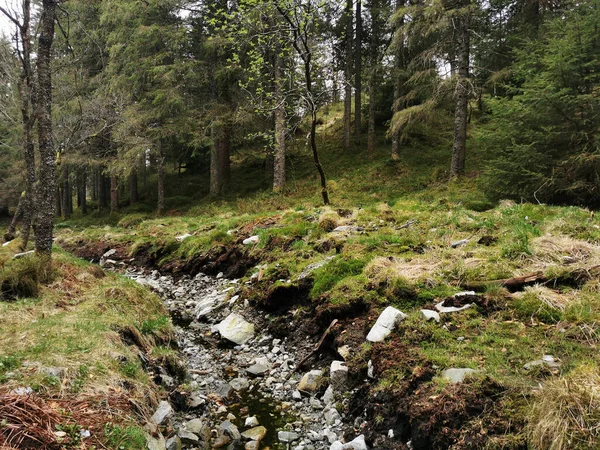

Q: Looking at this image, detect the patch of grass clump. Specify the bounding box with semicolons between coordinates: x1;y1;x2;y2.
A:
528;365;600;450
139;315;170;334
0;255;55;301
310;257;367;298
104;423;146;450
318;209;340;232
513;291;563;324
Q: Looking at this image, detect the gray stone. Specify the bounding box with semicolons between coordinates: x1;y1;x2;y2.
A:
217;313;255;345
230;377;250;391
177;430;199;445
175;233;193;242
441;368;478;383
524;355;561;370
298;369;324;393
298;256;336;280
421;309;440;322
332;226;364;233
451;239;469;248
325;407;341;425
145;433;167;450
435;300;472;314
241;426;267;441
10;386;33;395
330;361;348;392
184;418;207;435
322;385;334;405
245;442;259;450
165;436;181;450
246;363;269;377
151;401;173;425
366;306;407;342
278;431;300;443
215;382;233;398
219;421;241;440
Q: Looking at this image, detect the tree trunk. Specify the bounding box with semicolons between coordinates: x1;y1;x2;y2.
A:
62;165;72;218
17;0;35;249
34;0;57;256
450;4;471;178
273;52;286;192
391;0;405;161
91;169;98;202
343;0;353;151
110;175;119;213
98;170;108;210
219;127;231;187
210;122;222;197
157;149;165;215
55;186;62;218
368;0;381;155
4;195;23;242
129;170;138;204
78;167;87;214
354;0;362;143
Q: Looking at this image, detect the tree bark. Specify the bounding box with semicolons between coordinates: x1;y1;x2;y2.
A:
78;167;87;214
450;2;471;178
210;122;222;197
129;170;139;204
273;52;286;192
62;165;72;218
343;0;353;151
4;194;23;242
34;0;58;256
219;126;231;187
110;175;119;213
354;0;362;143
157;149;165;215
367;0;381;155
391;0;405;161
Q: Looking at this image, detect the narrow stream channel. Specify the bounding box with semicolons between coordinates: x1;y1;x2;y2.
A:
121;266;348;450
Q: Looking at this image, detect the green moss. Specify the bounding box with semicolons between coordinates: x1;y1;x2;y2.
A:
310;257;368;298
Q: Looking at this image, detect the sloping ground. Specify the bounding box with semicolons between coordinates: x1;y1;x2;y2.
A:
0;244;179;450
57;196;600;449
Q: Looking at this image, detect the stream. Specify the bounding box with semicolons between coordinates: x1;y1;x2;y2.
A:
122;267;353;450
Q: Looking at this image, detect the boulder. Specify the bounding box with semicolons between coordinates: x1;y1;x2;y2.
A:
217;313;255;345
366;306;407;342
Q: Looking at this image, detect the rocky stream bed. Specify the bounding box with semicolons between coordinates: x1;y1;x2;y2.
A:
122;266;367;450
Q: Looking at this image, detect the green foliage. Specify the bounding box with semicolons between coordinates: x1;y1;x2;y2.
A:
310;257;368;298
139;315;170;334
104;423;146;450
481;3;600;206
513;292;562;324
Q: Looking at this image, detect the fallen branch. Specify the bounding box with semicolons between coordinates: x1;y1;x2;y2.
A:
461;265;600;292
289;319;338;378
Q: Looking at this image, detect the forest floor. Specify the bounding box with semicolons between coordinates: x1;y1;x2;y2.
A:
2;117;600;448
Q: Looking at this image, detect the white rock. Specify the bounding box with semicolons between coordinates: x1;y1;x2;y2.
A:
175;233;193;242
2;240;12;247
245;416;260;428
435;301;472;314
13;250;34;259
330;434;369;450
217;313;255;345
243;235;260;245
151;401;173;425
366;306;407;342
421;309;440;322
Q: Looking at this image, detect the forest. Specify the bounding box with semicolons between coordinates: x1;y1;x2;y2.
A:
0;0;599;449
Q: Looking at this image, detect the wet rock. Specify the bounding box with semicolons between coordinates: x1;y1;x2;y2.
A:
298;369;324;393
165;436;181;450
217;313;255;345
243;235;260;245
366;306;407;342
219;421;241;440
278;431;300;443
230;377;250;391
151;401;173;425
421;309;440;322
441;368;478;383
330;361;348;392
241;426;267;441
245;416;259;428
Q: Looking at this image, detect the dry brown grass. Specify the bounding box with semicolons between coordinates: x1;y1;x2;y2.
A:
515;284;575;311
318;209;340;232
531;235;600;268
365;256;443;284
528;366;600;450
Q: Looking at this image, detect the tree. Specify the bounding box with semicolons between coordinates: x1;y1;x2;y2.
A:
277;0;330;205
343;0;353;150
354;0;362;143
